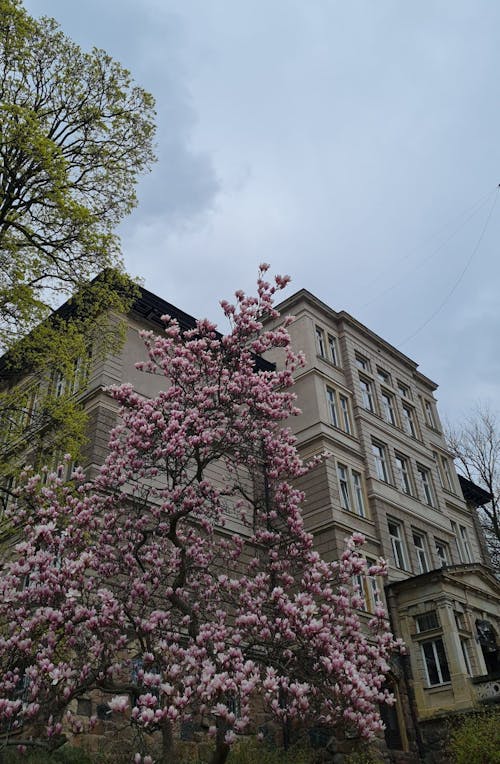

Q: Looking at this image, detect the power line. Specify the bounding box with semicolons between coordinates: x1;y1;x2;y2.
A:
397;187;499;348
360;187;496;311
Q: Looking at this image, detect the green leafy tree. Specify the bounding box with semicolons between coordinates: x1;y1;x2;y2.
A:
0;0;155;348
0;0;154;492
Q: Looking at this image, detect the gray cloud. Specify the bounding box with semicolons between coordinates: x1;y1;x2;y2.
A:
22;0;500;424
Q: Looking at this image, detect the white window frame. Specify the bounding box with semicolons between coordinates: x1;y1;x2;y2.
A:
355;354;370;371
451;521;473;563
397;381;412;400
326;387;339;428
421;638;451;687
435;539;449;567
372;441;390;482
401;403;417;438
381;390;397;425
423;399;438;429
359;377;375;412
377;367;391;385
352;470;366;518
395;454;412;495
328;334;339;366
460;639;473;675
337;464;351;511
413;531;430;574
339;395;351;434
337;465;367;518
388;519;408;570
417;465;435;507
316;327;326;358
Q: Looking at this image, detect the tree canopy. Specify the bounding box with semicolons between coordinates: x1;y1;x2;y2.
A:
446;405;500;572
0;270;402;763
0;0;155;349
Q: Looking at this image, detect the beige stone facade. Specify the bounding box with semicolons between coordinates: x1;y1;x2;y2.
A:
263;288;500;758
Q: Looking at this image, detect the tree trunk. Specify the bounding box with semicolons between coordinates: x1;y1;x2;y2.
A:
208;722;230;764
157;719;175;763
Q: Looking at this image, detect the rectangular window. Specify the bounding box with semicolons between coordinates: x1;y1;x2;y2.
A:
460;525;473;562
423;399;438;429
417;465;435;507
355;354;370;371
326;387;352;434
339;395;351;434
413;531;430;574
337;464;351;511
422;638;451;686
395;454;412;495
451;521;473;563
372;442;390;482
352;471;366;517
353;558;380;613
440;456;454;492
316;327;326;358
415;611;439;633
388;519;408;570
381;391;397;425
401;404;417;438
328;334;339;365
360;377;375;412
397;381;412;399
337;466;367;517
326;387;339;428
435;539;449;567
377;367;391;385
461;639;473;675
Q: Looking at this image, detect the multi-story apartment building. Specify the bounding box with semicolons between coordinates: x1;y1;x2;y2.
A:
263;288;500;760
2;282;499;761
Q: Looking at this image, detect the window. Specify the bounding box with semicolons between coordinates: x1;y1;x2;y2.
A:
440;457;454;492
328;334;339;365
377;367;391;385
452;521;473;563
433;452;455;493
315;327;326;357
417;465;435;507
413;531;430;573
401;404;417;438
372;442;390;482
337;465;367;517
460;525;473;562
395;454;412;495
337;464;351;511
381;391;397;425
52;355;90;398
397;381;412;400
355;354;370;371
339;395;352;434
421;638;450;686
388;519;408;570
326;387;339;428
326;387;352;434
461;639;472;675
423;399;438;429
435;539;449;567
352;471;366;517
360;377;375;412
415;611;439;633
353;557;380;612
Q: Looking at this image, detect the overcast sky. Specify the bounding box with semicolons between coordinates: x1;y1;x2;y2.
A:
24;0;500;424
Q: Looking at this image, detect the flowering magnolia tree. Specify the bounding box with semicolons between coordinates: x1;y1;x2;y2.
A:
0;267;403;763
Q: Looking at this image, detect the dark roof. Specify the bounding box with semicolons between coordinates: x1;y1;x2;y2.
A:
458;475;492;508
0;272;274;375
